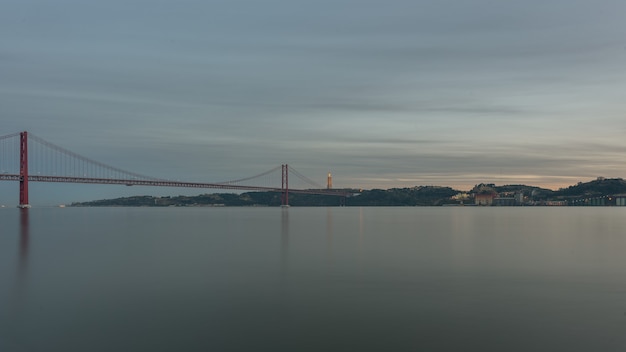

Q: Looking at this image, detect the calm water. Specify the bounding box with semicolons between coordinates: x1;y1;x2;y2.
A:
1;207;625;351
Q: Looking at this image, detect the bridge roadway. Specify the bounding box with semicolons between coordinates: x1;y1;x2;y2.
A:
0;174;351;197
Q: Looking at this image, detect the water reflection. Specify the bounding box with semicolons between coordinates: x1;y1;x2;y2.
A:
326;208;333;263
13;209;31;307
18;209;30;282
5;209;31;350
280;208;289;275
358;207;364;252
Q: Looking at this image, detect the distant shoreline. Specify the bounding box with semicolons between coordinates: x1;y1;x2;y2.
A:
69;177;626;207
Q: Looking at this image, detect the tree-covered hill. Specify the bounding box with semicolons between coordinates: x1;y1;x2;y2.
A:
553;178;626;197
347;186;459;206
71;186;460;207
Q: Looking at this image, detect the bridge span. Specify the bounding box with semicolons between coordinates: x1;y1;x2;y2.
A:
1;131;350;207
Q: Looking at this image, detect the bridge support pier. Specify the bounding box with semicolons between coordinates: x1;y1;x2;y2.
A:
18;131;30;209
281;164;289;207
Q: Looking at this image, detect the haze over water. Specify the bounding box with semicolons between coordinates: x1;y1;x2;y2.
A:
1;207;625;351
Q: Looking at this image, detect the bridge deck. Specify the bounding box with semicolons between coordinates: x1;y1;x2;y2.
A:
0;174;350;197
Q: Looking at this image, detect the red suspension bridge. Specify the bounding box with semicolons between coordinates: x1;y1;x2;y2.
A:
0;131;350;208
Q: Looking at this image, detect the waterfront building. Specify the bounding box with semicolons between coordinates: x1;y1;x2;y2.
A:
475;193;496;206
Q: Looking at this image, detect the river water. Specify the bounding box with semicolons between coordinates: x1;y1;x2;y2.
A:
1;207;625;351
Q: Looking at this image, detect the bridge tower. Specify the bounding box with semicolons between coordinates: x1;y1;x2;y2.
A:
19;131;30;208
281;164;289;207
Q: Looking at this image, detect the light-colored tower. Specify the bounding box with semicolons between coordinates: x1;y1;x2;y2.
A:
327;172;333;189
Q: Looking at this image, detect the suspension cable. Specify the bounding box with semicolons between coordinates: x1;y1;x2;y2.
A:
288;165;325;189
216;165;282;185
28;133;161;181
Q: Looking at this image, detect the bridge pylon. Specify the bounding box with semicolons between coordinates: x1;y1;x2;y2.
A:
281;164;289;207
18;131;30;208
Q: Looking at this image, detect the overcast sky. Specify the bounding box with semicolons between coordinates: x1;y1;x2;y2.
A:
2;0;626;204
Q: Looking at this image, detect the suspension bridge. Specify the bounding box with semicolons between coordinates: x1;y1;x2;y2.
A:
0;131;350;208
